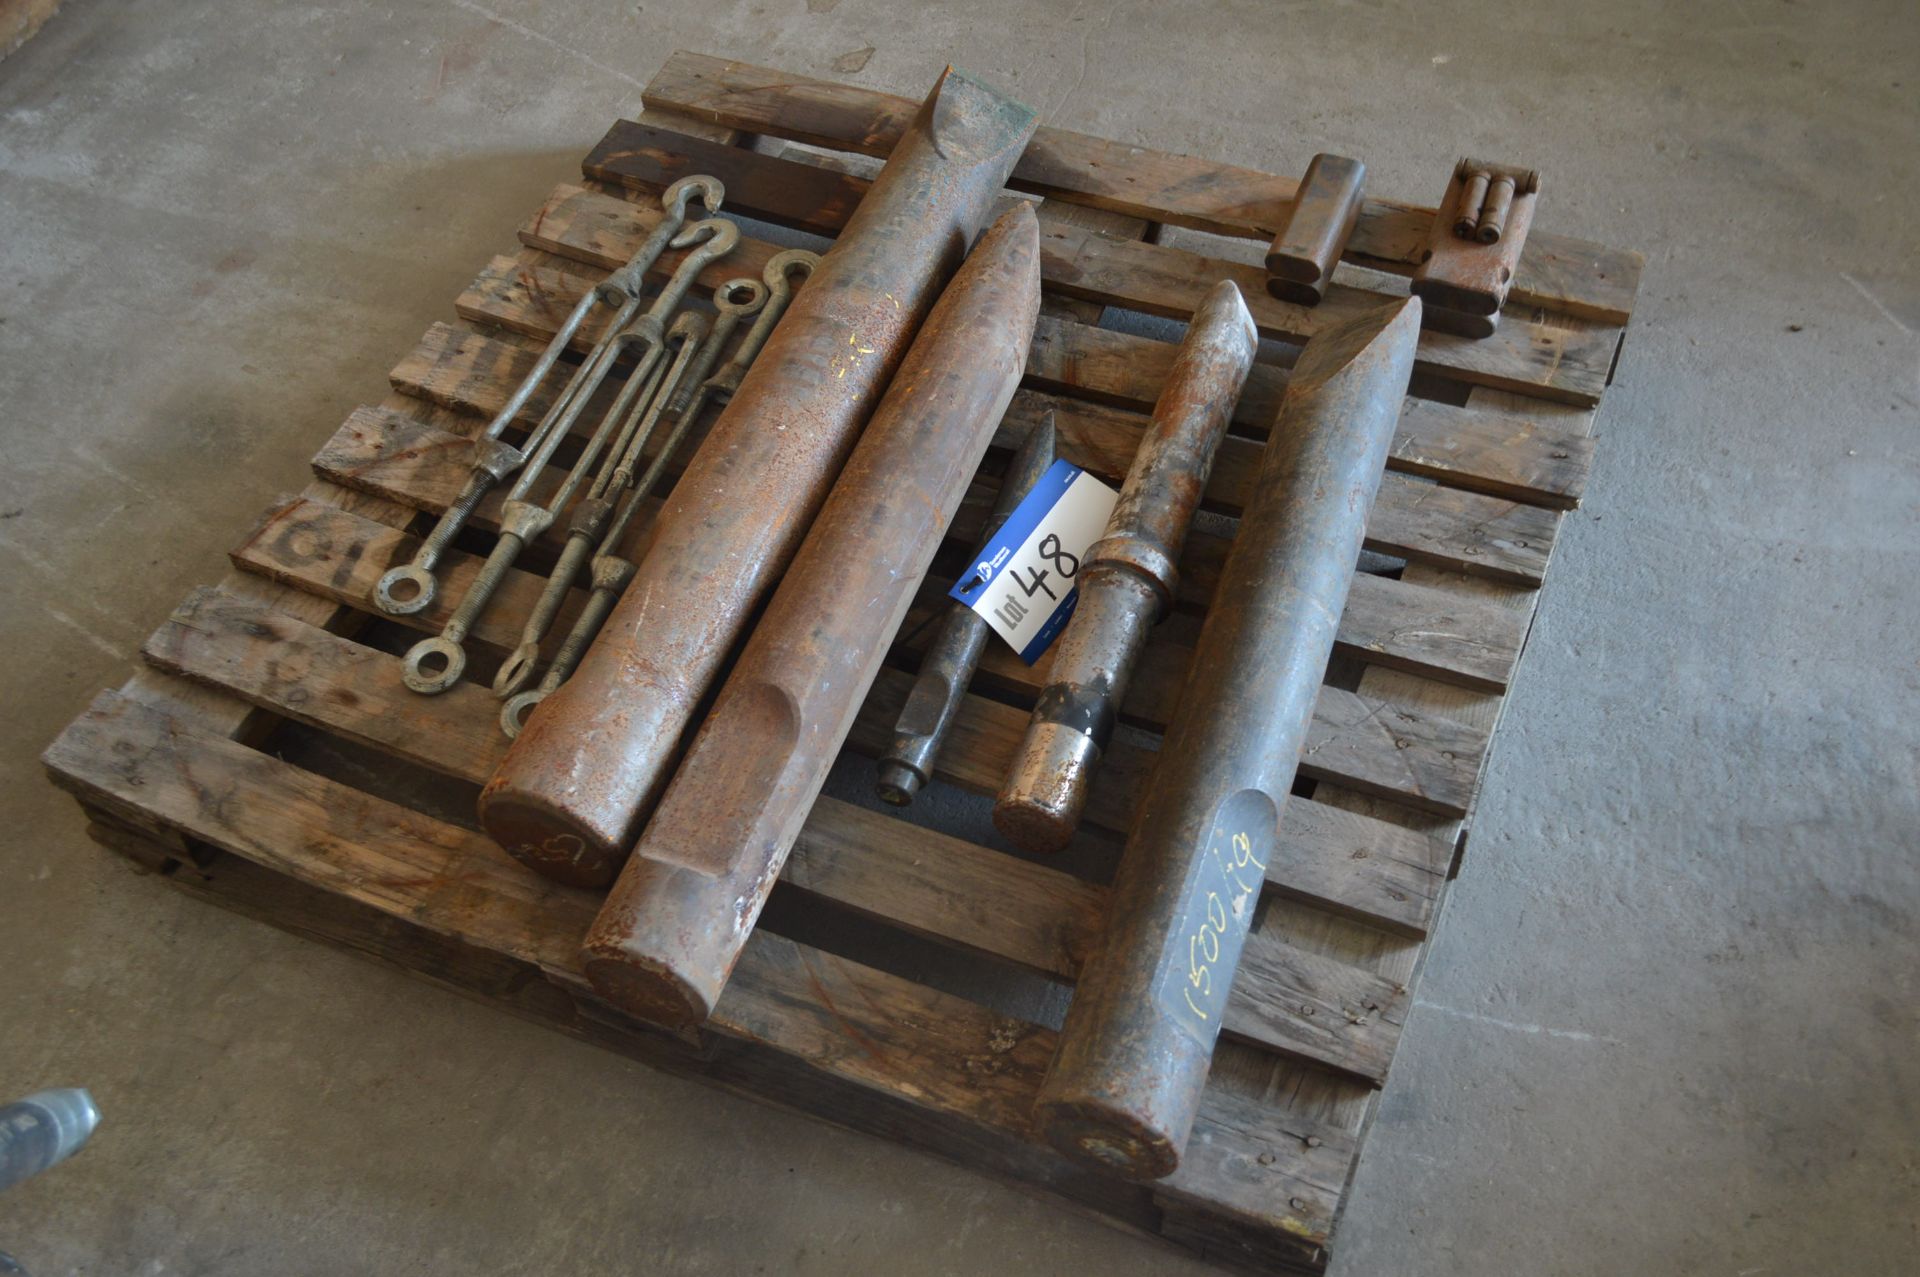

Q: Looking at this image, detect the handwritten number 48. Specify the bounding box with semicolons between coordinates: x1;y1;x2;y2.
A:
1011;535;1080;602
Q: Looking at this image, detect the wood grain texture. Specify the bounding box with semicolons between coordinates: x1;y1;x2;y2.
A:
322;401;1525;691
1022;313;1596;510
0;0;60;60
93;392;455;848
228;489;1485;819
460;250;1595;510
41;687;1351;1252
116;613;1415;1085
852;660;1484;822
41;691;1351;1228
227;495;600;660
118;820;1235;1264
632;56;1643;324
524;180;1613;407
445;259;1559;586
160;575;1444;941
1208;386;1595;1214
993;389;1558;587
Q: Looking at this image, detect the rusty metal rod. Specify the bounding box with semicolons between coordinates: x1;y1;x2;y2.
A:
1032;297;1422;1182
994;280;1258;853
479;67;1039;886
578;202;1041;1026
1454;168;1489;239
1477;174;1516;244
874;413;1056;807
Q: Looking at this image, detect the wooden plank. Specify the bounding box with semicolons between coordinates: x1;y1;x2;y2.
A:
853;661;1483;822
142;854;1238;1270
151;586;508;780
93;815;1195;1262
1034;215;1610;407
45;685;1389;1189
1;0;62;62
812;833;1409;1086
522;180;1612;407
634;55;1642;325
920;592;1497;761
225;495;1484;818
438;274;1557;587
1217;386;1599;1211
670;934;1354;1260
1021;315;1595;511
996;390;1557;588
530;182;785;291
226;496;596;661
104;395;447;796
783;795;1104;978
152;833;1329;1272
145;587;1440;946
392;320;694;456
896;563;1517;702
593;118;866;236
322;404;1525;692
459;251;1594;511
313;405;669;546
47;693;593;966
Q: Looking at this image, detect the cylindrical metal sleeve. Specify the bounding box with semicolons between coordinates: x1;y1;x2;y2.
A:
989;566;1155;852
1455;169;1490;238
1032;297;1422;1182
993;281;1258;854
580;203;1042;1028
478;69;1039;886
1477;175;1516;244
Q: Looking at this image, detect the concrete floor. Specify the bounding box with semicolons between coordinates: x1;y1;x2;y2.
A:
2;0;1915;1272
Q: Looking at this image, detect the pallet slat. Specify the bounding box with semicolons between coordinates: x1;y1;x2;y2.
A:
149;587;1444;945
320;403;1526;693
227;496;588;656
996;390;1559;588
631;55;1642;324
1021;315;1595;510
461;251;1596;510
140;589;1413;1083
529;177;1612;407
42;689;1349;1267
451;259;1563;587
228;496;1484;819
853;663;1483;822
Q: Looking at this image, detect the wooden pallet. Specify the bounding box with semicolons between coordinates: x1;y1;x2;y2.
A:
42;53;1638;1274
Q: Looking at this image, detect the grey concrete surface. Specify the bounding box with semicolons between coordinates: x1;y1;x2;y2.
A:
2;0;1914;1272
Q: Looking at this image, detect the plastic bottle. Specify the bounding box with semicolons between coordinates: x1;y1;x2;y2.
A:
0;1089;99;1193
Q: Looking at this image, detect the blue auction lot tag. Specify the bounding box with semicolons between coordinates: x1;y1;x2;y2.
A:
949;459;1119;665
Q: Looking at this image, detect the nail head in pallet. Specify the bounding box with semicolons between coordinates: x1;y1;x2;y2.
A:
41;53;1639;1275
